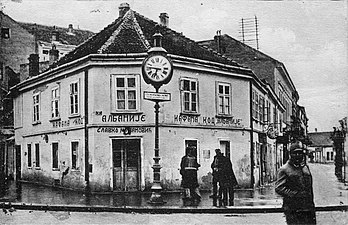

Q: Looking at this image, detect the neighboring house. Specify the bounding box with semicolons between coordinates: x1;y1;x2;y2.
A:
11;3;286;192
308;131;334;163
0;11;94;181
197;30;306;182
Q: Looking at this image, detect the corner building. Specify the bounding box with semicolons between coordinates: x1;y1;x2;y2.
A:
12;4;284;192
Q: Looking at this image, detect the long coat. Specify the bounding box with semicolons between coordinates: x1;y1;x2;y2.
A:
180;155;200;188
275;161;315;212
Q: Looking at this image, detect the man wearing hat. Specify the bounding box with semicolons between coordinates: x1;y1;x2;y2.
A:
275;141;316;225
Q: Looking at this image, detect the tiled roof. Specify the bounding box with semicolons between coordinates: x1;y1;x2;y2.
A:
308;132;333;147
54;9;244;69
197;34;283;85
18;22;95;46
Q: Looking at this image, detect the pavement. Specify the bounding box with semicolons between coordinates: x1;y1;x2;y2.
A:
0;163;347;224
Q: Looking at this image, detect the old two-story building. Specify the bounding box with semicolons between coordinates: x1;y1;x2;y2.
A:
0;11;93;181
11;4;285;192
198;33;307;184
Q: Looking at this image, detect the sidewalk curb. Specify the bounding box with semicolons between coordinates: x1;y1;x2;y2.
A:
1;202;347;214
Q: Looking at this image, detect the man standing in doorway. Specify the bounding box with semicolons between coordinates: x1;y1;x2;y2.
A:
275;141;316;225
221;155;238;206
211;149;225;206
180;146;201;203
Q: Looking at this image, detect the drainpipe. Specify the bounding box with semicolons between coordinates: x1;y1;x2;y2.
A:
249;81;255;188
84;70;90;193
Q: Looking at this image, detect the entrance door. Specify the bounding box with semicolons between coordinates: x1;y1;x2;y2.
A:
15;145;21;180
112;139;140;191
220;141;230;159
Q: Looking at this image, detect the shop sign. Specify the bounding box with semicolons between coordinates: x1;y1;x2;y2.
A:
173;114;243;128
266;124;278;139
144;91;171;101
96;126;152;134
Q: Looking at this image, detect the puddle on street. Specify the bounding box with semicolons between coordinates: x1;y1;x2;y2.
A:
0;180;282;207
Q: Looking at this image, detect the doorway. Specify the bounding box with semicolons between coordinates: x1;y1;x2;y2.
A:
112;138;140;191
15;145;21;180
219;140;230;159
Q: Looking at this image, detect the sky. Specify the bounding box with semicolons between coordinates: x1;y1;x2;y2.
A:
2;0;347;132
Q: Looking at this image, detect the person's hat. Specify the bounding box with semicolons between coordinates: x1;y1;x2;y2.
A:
290;142;304;153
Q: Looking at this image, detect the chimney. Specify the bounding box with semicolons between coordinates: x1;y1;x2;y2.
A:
159;13;169;27
49;45;59;65
214;30;222;54
28;54;39;77
118;3;130;18
68;24;73;33
51;29;59;42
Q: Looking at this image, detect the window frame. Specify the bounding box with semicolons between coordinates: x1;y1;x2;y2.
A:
180;77;199;114
111;74;140;113
71;141;79;170
51;86;60;119
32;92;41;124
216;82;232;116
69;80;80;116
35;143;40;168
52;142;59;170
27;144;32;168
1;27;10;39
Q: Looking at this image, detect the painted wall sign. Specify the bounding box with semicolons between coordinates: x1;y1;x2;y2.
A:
96;127;152;133
51;117;84;128
101;114;146;123
173;114;243;127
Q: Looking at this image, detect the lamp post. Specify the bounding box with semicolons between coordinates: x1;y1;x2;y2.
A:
141;26;173;204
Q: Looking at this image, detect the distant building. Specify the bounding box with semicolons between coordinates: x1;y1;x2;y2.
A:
0;11;94;180
308;131;334;163
11;3;286;192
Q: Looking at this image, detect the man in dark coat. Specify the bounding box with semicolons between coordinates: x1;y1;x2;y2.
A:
180;146;201;201
211;149;225;206
220;155;238;206
275;141;316;225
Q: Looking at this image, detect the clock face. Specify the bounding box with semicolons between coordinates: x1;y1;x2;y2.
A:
143;55;173;83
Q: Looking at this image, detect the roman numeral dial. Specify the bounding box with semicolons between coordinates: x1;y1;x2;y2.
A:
143;55;173;84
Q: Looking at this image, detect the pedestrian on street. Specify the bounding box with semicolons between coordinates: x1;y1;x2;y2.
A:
180;146;201;203
275;141;316;225
220;155;238;206
211;148;225;206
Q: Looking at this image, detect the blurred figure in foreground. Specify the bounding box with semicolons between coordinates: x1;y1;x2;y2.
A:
275;141;316;225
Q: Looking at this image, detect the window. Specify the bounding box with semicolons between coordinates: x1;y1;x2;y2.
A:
33;93;40;123
264;100;270;123
51;87;60;119
71;141;79;170
180;78;198;113
52;143;59;170
27;144;32;167
70;81;79;115
259;96;264;123
35;143;40;168
43;50;49;54
1;27;10;39
217;82;231;115
113;75;139;111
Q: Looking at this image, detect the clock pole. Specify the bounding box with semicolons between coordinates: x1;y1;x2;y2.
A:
144;26;173;205
148;86;164;204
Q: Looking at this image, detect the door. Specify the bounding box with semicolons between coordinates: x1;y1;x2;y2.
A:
219;141;230;159
112;139;140;191
15;145;21;180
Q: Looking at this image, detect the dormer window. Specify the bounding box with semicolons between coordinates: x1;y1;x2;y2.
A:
1;27;10;39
